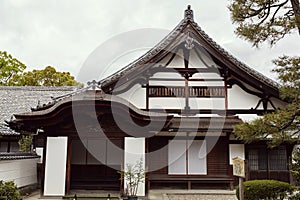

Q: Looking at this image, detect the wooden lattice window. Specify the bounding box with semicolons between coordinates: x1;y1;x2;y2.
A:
248;146;287;171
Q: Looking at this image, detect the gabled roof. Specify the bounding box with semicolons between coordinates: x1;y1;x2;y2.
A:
99;5;279;96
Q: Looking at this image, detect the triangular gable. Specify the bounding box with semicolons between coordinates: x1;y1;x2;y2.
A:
99;5;279;99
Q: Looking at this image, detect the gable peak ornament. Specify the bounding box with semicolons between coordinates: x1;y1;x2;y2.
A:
184;32;194;50
184;5;194;21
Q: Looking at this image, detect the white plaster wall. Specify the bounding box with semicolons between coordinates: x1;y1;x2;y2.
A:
228;85;262;109
269;97;287;109
117;84;146;108
116;46;226;111
0;158;38;188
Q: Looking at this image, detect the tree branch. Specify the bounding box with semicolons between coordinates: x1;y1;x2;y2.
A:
290;0;300;35
280;109;300;130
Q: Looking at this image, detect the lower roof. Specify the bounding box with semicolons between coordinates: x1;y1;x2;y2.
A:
0;152;40;160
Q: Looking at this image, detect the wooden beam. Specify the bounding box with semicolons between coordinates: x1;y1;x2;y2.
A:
143;108;276;115
149;78;223;82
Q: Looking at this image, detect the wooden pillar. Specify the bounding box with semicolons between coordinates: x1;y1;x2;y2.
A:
65;137;72;194
40;136;47;197
224;78;228;113
146;83;149;110
7;138;11;152
183;48;190;112
188;181;191;190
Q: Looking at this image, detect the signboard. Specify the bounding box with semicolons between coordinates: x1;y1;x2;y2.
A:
232;157;245;178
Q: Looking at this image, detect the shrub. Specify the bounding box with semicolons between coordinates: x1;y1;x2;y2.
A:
236;180;294;200
0;180;21;200
288;192;300;200
18;135;32;152
290;147;300;186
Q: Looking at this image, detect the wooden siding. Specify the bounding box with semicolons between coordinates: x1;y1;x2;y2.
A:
147;136;230;177
207;137;230;176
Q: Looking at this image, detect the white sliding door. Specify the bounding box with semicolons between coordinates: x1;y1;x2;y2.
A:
168;140;207;175
168;140;186;174
188;140;207;175
44;137;68;196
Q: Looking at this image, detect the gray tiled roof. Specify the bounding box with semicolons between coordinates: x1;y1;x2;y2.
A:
0;152;40;160
0;86;78;135
0;124;19;135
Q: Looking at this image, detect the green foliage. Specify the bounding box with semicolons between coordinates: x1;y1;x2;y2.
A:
290;148;300;185
0;180;21;200
288;192;300;200
0;51;82;87
119;159;145;197
233;55;300;147
236;180;294;200
273;56;300;101
9;66;82;87
18;135;32;152
228;0;300;46
0;51;26;85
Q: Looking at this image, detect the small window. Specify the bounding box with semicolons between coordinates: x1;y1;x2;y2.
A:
0;142;8;152
248;146;287;171
269;146;287;170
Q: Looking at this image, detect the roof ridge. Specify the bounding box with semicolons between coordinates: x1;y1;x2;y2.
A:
0;86;79;91
98;6;280;91
189;20;280;89
99;18;189;87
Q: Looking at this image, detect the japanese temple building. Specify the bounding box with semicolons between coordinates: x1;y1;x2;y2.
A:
8;6;292;197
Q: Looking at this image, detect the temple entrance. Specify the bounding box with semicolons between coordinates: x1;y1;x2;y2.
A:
70;138;123;190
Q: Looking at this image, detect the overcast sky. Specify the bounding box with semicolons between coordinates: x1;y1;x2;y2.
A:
0;0;299;83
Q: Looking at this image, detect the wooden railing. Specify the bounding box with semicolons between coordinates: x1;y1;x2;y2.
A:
148;86;225;98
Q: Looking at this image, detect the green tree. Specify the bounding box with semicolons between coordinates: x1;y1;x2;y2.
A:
0;51;26;85
229;0;300;46
9;66;82;86
290;147;300;185
18;135;32;152
229;0;300;147
234;56;300;147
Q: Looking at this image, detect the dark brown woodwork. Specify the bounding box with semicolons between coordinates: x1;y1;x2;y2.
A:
144;108;277;115
40;135;47;197
156;67;220;74
147;136;233;189
66;138;72;194
149;78;223;82
207;137;230;176
147;86;225;98
70;165;120;190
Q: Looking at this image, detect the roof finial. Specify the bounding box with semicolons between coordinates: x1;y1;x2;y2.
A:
184;5;193;21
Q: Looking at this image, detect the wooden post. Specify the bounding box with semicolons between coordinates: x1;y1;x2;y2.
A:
66;137;72;194
239;177;244;200
233;157;245;200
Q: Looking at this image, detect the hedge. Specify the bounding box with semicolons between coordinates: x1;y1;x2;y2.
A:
236;180;294;200
0;180;21;200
